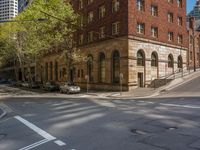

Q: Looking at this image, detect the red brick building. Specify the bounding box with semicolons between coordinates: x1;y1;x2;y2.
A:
39;0;188;90
188;17;200;70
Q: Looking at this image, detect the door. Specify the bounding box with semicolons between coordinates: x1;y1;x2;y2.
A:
138;73;144;87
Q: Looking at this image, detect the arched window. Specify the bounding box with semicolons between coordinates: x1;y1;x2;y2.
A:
178;55;183;68
137;50;145;66
112;51;120;83
99;53;106;83
87;55;93;82
54;61;58;81
168;54;174;68
151;52;158;67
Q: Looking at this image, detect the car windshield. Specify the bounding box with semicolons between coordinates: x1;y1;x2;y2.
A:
66;82;75;86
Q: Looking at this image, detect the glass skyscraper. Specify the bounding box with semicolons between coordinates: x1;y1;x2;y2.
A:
188;0;200;20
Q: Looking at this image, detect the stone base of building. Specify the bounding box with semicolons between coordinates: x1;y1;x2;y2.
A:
32;36;188;91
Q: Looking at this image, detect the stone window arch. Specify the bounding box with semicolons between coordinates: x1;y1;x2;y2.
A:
178;55;183;68
168;54;174;68
99;52;106;83
112;50;120;83
137;49;145;66
151;51;158;67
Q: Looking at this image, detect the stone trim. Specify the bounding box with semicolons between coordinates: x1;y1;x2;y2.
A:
128;35;188;51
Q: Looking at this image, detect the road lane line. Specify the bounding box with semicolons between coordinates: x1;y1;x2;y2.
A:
54;140;66;146
19;139;49;150
14;116;56;141
159;103;200;109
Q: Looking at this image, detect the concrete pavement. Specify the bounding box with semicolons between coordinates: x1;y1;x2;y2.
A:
0;73;200;150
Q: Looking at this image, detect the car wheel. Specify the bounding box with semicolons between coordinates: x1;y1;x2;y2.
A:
67;90;70;94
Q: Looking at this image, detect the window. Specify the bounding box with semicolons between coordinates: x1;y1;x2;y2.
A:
78;70;80;78
88;31;93;42
177;0;182;8
79;0;83;9
99;26;106;39
168;12;173;23
178;34;183;44
137;0;145;11
99;5;106;19
168;32;174;42
50;62;53;80
151;26;158;38
112;0;120;13
45;62;48;81
168;54;174;68
112;22;120;35
87;55;93;82
137;23;145;34
54;61;58;81
168;0;173;4
151;5;158;16
151;52;158;67
178;55;183;68
112;51;120;83
178;16;183;26
87;0;93;5
137;50;145;66
87;11;93;23
79;34;84;45
99;53;106;83
190;51;193;60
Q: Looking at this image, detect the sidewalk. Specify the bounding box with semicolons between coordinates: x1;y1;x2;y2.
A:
84;69;200;99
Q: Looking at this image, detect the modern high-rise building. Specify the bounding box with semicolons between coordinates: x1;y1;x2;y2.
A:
0;0;18;21
188;0;200;20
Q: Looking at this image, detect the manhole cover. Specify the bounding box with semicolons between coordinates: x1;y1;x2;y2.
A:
167;127;178;130
130;129;147;135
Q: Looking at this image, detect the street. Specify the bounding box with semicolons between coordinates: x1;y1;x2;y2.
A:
0;77;200;150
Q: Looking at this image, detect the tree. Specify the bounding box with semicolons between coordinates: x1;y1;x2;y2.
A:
0;0;85;83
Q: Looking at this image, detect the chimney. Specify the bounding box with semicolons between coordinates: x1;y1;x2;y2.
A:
189;16;195;30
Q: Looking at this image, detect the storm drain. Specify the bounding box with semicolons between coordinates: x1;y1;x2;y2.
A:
130;129;147;135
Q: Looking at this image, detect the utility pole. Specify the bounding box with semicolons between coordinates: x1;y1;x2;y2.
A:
193;28;196;72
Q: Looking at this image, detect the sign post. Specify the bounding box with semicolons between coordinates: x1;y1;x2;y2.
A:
120;73;123;96
85;75;89;94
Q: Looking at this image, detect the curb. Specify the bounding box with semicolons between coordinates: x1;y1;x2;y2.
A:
0;107;6;119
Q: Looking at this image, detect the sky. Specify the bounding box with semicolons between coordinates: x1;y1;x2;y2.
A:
187;0;196;13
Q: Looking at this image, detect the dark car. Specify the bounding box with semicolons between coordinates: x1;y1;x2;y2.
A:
30;82;40;89
0;79;8;84
43;81;59;91
59;82;81;94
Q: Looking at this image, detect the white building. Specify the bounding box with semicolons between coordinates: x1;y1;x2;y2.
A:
0;0;18;21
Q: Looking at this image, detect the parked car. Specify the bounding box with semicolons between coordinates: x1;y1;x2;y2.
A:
59;82;81;94
0;79;8;84
43;81;59;91
15;81;23;87
30;82;40;89
21;82;30;88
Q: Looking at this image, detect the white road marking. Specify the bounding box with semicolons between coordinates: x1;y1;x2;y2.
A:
14;116;56;140
19;139;49;150
14;115;67;149
159;103;200;109
54;140;66;146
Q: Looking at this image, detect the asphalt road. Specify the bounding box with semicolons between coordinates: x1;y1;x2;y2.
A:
0;77;200;150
